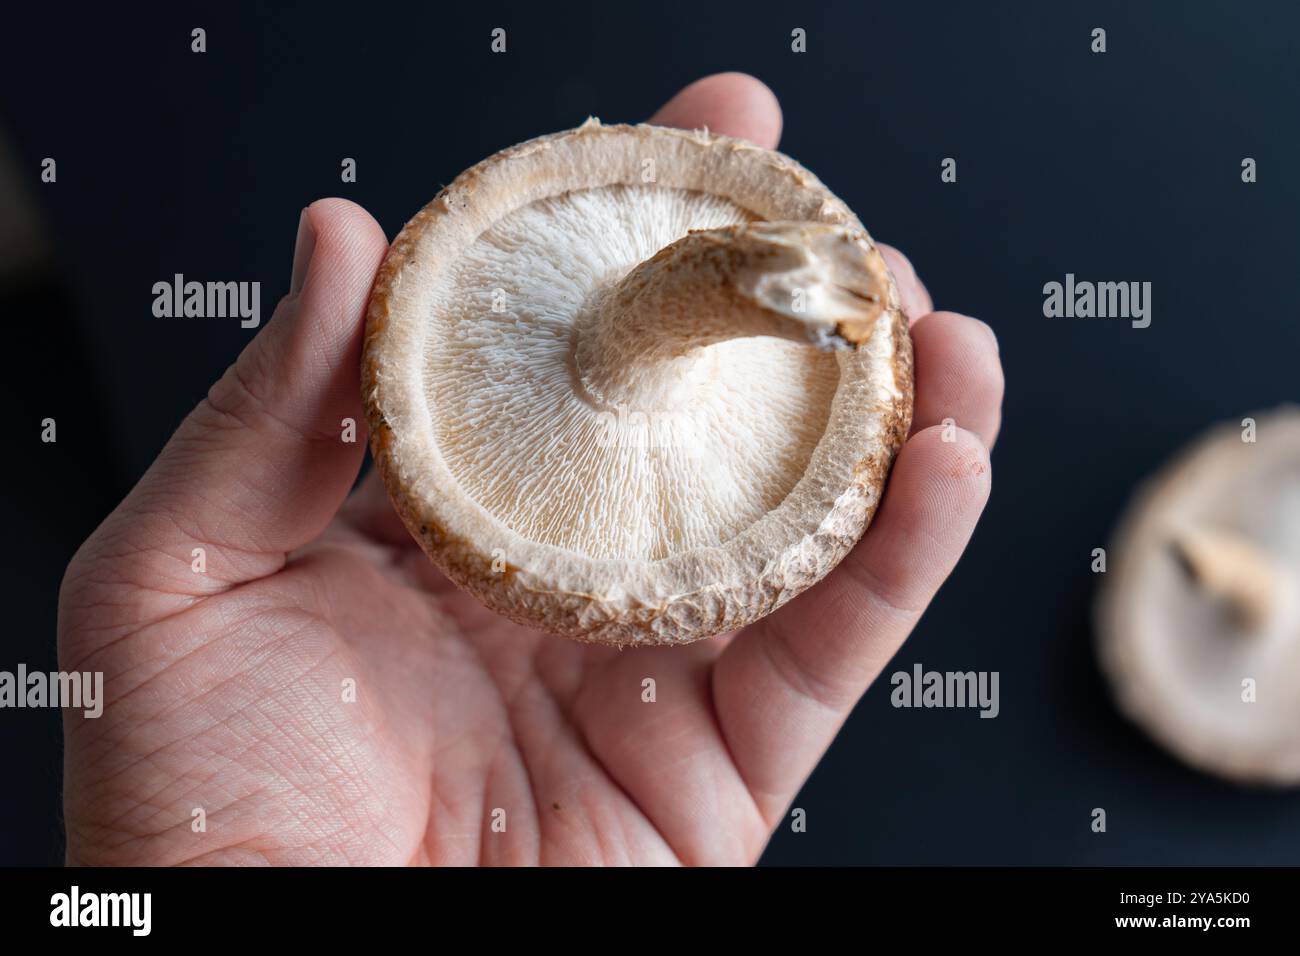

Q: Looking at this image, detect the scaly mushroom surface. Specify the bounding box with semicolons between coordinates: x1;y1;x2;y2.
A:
1097;406;1300;784
363;120;912;645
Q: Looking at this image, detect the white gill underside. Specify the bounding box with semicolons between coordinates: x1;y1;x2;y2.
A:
423;184;841;561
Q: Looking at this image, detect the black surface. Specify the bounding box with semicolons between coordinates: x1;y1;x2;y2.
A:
2;0;1298;865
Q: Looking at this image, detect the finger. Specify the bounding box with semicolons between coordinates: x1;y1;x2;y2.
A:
65;199;388;632
339;467;414;547
572;642;772;864
878;243;933;323
909;310;1004;449
649;72;782;148
713;425;992;821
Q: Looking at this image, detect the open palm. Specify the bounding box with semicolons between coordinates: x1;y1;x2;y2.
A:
58;74;1001;866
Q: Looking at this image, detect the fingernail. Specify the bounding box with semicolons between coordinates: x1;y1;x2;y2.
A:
289;207;316;297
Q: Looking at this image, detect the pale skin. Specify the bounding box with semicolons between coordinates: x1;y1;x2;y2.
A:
58;74;1003;865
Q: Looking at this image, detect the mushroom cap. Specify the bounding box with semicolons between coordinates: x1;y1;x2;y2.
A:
362;120;913;645
1097;406;1300;784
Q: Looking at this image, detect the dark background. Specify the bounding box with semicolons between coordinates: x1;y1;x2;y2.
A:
2;1;1298;865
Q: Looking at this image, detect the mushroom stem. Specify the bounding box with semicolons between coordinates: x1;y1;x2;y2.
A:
1171;527;1280;633
572;221;891;408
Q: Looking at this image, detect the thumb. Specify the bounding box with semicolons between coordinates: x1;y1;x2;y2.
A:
64;199;388;635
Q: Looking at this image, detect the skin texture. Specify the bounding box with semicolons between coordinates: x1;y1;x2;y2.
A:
58;73;1003;865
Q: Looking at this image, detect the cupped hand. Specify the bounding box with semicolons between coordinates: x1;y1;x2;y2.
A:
58;73;1002;865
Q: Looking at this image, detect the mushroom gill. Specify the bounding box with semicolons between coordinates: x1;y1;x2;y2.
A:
362;120;912;644
424;186;872;561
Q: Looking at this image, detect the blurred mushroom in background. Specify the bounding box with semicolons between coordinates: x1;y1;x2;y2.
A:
1098;407;1300;785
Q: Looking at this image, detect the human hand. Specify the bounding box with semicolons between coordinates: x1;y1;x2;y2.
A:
58;73;1001;865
